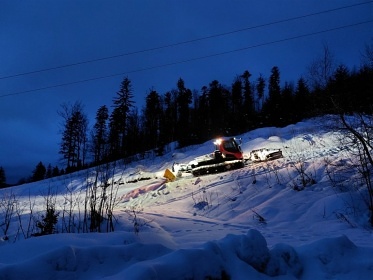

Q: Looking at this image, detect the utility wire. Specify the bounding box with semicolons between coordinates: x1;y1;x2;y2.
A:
0;1;372;80
1;19;371;99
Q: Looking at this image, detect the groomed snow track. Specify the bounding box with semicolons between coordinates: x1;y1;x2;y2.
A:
191;160;245;177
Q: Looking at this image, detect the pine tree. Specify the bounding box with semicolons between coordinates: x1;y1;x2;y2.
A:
241;70;255;129
256;74;266;111
46;164;53;179
281;82;295;124
208;80;223;135
162;90;178;144
126;108;142;156
230;76;244;133
207;80;230;136
194;86;210;141
0;166;6;188
329;64;351;112
32;161;46;182
52;166;60;177
294;78;310;120
110;77;135;158
176;78;192;145
262;66;281;125
92;105;109;163
143;89;162;151
59;102;88;171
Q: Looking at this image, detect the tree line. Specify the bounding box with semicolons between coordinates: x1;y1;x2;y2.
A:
58;43;372;173
1;42;372;186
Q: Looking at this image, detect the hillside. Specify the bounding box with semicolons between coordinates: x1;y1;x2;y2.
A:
0;117;372;279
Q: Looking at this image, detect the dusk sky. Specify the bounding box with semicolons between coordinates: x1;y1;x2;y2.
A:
1;0;372;184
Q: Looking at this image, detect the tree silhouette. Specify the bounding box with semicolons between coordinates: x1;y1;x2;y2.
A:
230;76;244;133
256;74;266;112
92;105;109;163
143;89;162;151
110;77;134;158
262;66;281;125
32;161;46;182
241;70;255;129
59;101;88;171
176;78;192;146
0;167;6;188
294;78;310;120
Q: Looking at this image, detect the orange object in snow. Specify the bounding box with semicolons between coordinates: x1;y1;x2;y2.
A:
163;168;176;182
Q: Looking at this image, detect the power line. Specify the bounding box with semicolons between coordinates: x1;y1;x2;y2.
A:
1;19;371;99
0;1;372;80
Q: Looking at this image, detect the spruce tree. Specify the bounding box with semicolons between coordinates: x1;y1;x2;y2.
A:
0;167;6;188
162;90;178;144
256;74;266;111
207;80;230;136
143;89;162;151
294;78;310;120
126;108;142;156
46;164;53;179
32;161;46;182
176;78;192;145
230;76;243;133
241;70;255;129
59;102;88;171
111;77;134;158
262;66;281;125
92;105;109;163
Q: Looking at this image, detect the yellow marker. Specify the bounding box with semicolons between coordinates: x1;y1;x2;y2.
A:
163;168;176;182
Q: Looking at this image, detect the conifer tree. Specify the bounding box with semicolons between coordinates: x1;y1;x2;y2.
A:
294;78;310;120
230;76;244;133
241;70;255;129
281;82;295;123
110;77;134;158
59;102;88;171
0;167;6;188
143;89;162;151
176;78;192;145
256;74;266;111
193;86;209;141
92;105;109;163
32;161;46;182
46;164;53;179
262;66;281;125
162;90;178;144
126;108;142;156
52;166;60;177
207;80;230;136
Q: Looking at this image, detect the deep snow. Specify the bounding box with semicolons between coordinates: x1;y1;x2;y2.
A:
1;117;373;279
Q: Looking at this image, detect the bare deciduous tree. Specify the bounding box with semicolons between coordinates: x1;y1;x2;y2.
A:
307;43;336;90
331;113;373;225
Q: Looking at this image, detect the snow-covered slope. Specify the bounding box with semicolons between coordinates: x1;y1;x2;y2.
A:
1;117;372;279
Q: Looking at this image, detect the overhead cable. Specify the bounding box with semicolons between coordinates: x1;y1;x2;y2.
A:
1;19;371;98
0;1;371;80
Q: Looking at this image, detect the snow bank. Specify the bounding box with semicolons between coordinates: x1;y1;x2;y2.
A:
1;229;371;280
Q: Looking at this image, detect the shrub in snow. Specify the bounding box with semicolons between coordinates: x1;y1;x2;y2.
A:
194;200;209;210
265;243;303;278
35;206;59;236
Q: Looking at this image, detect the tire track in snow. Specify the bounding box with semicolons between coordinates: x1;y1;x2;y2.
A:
148;161;286;207
139;211;251;231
